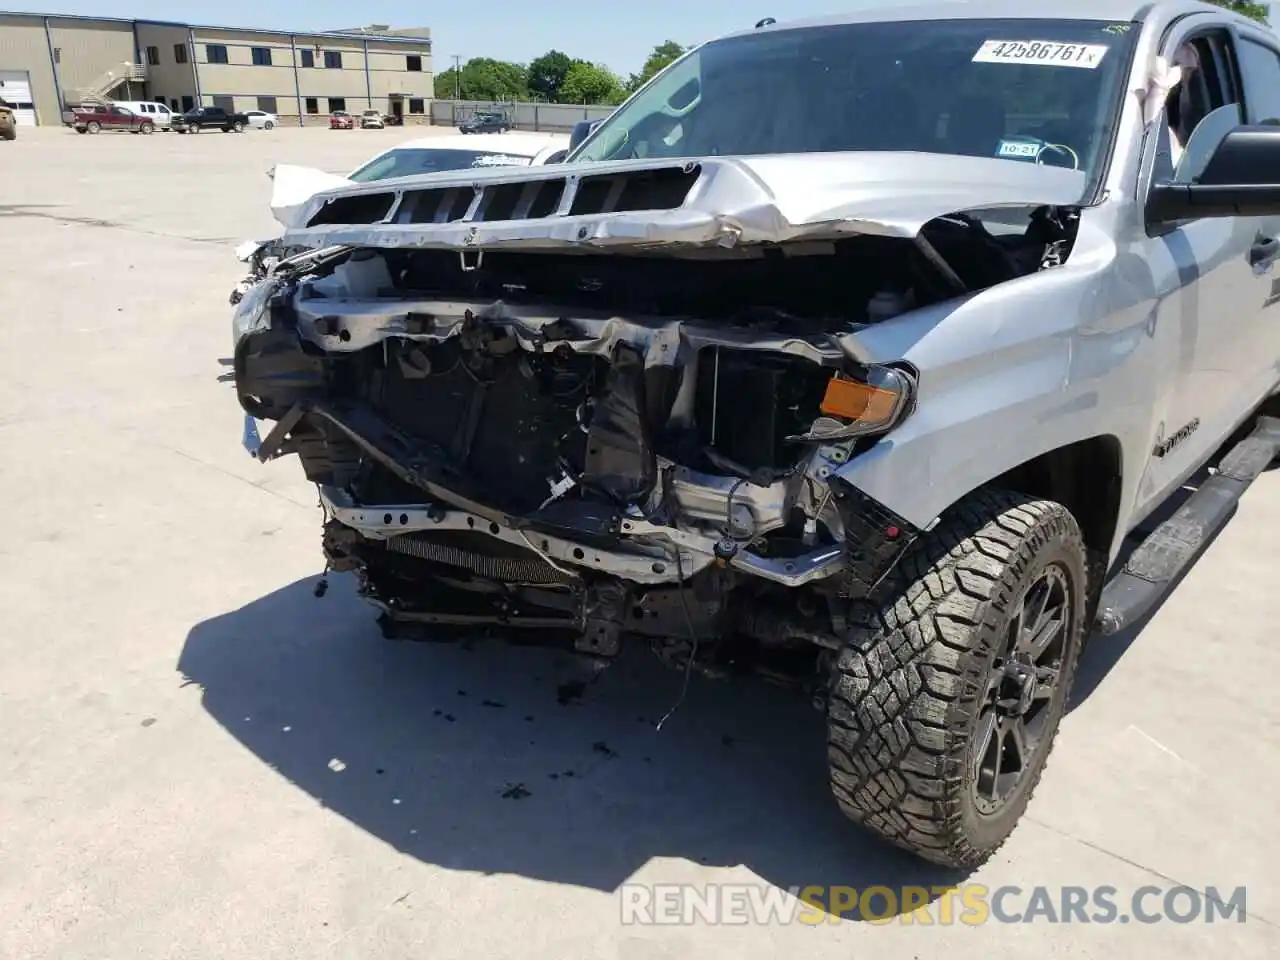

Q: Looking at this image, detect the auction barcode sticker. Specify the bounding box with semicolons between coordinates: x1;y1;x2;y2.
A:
973;40;1109;69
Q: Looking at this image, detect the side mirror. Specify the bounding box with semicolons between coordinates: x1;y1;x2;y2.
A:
1149;124;1280;221
569;118;603;152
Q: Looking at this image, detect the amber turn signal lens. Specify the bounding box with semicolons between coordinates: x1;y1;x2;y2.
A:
820;377;901;424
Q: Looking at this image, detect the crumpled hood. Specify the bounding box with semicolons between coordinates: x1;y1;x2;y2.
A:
270;164;355;228
279;151;1088;249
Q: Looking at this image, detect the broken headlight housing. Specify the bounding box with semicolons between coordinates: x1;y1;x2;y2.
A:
231;275;279;348
790;364;916;443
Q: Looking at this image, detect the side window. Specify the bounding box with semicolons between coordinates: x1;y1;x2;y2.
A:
1155;32;1242;183
1237;38;1280;123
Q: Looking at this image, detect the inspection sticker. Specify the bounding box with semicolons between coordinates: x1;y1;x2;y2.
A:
996;139;1041;161
973;40;1109;69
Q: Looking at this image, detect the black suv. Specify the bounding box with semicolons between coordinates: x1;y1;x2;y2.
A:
458;111;511;134
172;107;250;134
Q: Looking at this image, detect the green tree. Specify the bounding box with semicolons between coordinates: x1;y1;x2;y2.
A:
560;61;626;105
1209;0;1269;20
435;57;529;101
527;50;576;102
627;40;685;93
434;67;460;99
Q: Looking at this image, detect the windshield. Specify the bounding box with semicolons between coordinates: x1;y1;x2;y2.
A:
572;18;1136;189
349;148;538;182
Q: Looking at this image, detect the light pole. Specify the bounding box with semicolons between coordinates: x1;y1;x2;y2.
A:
451;54;461;100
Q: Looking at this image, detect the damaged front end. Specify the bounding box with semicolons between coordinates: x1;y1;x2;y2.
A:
231;155;1079;680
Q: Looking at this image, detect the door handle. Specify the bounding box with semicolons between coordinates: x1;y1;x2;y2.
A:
1250;235;1280;269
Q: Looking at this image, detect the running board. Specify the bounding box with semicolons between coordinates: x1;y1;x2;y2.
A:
1095;416;1280;636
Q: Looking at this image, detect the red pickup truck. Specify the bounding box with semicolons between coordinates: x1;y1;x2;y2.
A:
73;104;155;135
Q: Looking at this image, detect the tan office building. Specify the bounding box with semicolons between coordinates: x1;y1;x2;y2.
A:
0;12;433;126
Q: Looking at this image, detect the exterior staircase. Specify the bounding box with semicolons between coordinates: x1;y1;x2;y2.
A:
71;61;147;106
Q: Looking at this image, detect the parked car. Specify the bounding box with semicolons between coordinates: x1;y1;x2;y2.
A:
72;104;155;135
231;1;1280;869
245;110;278;130
345;132;571;181
329;111;355;130
458;110;511;134
171;106;250;134
114;100;175;131
0;99;15;141
360;110;385;129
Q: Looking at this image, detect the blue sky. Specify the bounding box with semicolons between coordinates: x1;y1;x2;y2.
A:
34;0;879;74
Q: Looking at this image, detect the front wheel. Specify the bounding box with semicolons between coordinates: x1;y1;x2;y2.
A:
86;121;101;134
263;120;274;130
139;122;154;135
232;121;244;133
827;489;1088;868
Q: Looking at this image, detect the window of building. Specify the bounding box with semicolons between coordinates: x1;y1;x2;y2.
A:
52;47;61;64
170;97;179;110
328;97;347;113
206;45;229;65
212;95;235;112
300;49;315;68
323;50;343;69
305;97;319;114
409;98;425;114
257;96;278;113
174;44;188;64
181;95;194;111
406;55;422;72
251;47;272;67
154;96;166;105
146;46;160;66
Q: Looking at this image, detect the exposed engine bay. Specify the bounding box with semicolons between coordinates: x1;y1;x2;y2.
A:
233;202;1078;681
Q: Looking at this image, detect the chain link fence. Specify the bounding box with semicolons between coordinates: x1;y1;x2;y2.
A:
430;98;615;134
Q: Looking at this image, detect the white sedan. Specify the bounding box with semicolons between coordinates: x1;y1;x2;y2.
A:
245;110;278;131
267;132;571;225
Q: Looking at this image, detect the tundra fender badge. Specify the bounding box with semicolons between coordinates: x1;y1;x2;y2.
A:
1153;418;1201;458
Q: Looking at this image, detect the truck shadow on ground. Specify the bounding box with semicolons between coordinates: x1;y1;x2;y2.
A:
179;576;962;918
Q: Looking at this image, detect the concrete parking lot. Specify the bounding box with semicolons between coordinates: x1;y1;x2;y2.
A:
0;125;1277;959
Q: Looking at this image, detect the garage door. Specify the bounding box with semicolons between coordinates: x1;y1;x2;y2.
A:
0;71;37;127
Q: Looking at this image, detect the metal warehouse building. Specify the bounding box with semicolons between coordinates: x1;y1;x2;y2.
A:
0;11;433;127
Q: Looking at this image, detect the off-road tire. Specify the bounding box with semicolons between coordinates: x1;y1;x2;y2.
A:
827;489;1088;868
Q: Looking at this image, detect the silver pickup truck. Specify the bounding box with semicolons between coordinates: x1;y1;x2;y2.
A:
229;0;1280;868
